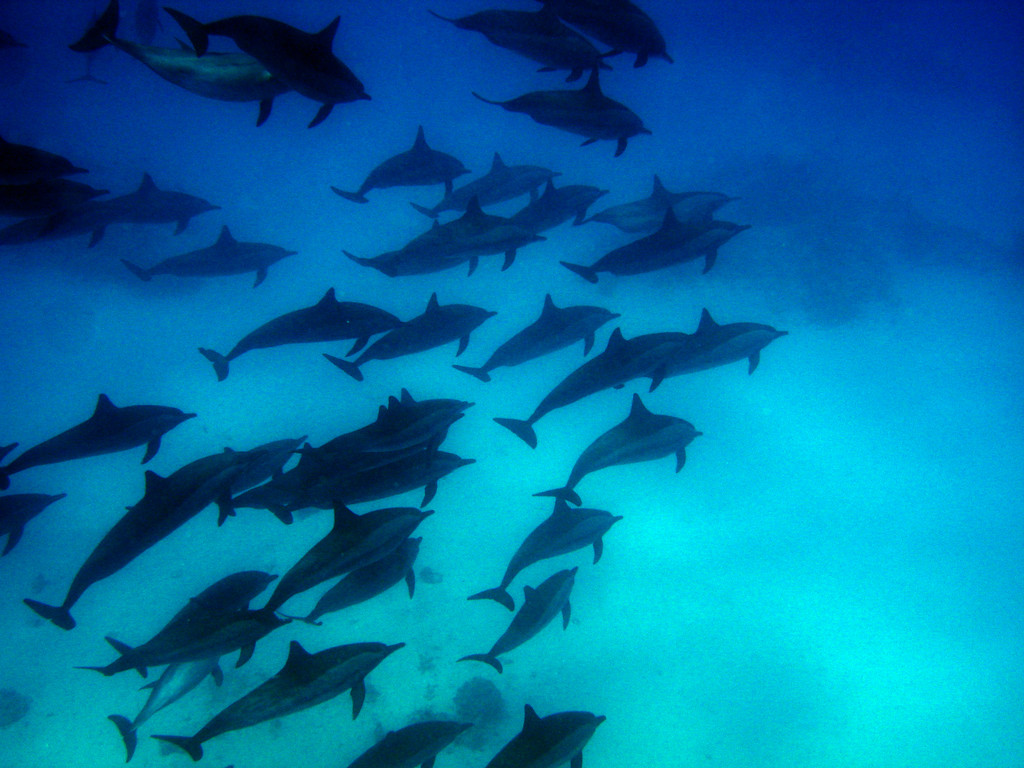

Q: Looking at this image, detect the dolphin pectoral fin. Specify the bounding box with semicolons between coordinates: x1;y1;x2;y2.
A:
211;663;224;686
347;336;370;356
444;178;453;195
173;218;188;235
216;490;235;526
458;654;503;674
615;137;628;156
635;51;649;67
703;248;717;273
561;261;598;284
748;351;761;374
405;568;416;598
421;481;437;507
573;209;587;225
424;757;437;768
151;734;203;762
142;437;162;464
649;366;666;392
199;348;230;381
308;103;334;128
164;7;209;56
121;259;152;281
256;98;273;127
593;537;604;564
236;643;255;668
501;249;516;270
88;225;106;247
467;256;479;276
676;449;687;472
571;752;583;768
566;68;583;82
410;202;439;218
253;267;267;288
108;714;138;763
468;587;515;611
537;66;556;73
351;677;366;719
580;138;598;146
452;364;491;383
456;335;470;357
3;526;23;555
562;600;571;629
494;417;537;449
583;332;595;356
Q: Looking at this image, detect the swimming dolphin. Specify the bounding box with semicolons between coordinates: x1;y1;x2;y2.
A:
0;394;195;489
429;5;615;81
486;704;605;768
454;293;618;382
324;293;495;381
460;567;577;673
0;178;108;218
165;8;370;127
152;640;404;761
70;0;289;125
470;499;620;610
122;224;297;287
410;152;560;218
198;288;402;381
341;720;472;768
332;125;470;203
585;175;737;233
536;393;701;505
537;0;672;67
0;493;66;556
0;134;87;184
229;436;305;495
658;308;788;380
473;67;649;156
169;570;278;624
508;177;609;234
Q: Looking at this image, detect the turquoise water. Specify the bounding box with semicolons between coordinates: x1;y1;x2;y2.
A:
1;1;1021;766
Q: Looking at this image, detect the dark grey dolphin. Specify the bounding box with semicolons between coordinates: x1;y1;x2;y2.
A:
508;177;609;234
473;67;649;156
410;152;560;218
494;327;692;448
536;393;701;506
153;640;404;761
165;8;370;127
325;293;496;382
485;704;605;768
346;196;545;277
585;174;737;233
70;0;289;125
429;5;615;81
0;394;195;489
23;447;265;629
290;537;421;626
0;178;108;218
332;125;470;203
0;493;66;555
460;567;577;673
230;436;305;495
0;135;87;184
659;308;788;380
343;719;472;768
0;29;26;49
169;570;278;625
562;207;750;283
198;288;402;381
470;499;620;610
122;224;297;287
454;293;618;382
261;504;432;613
537;0;671;67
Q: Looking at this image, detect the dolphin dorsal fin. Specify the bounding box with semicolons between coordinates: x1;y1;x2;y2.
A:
543;178;556;196
387;395;401;410
605;327;627;351
400;388;414;405
143;470;166;494
317;287;337;306
412;125;429;152
283;640;312;672
426;292;440;312
137;173;158;195
490;153;506;172
376;404;387;421
523;585;537;601
583;68;602;95
93;393;117;416
697;308;718;333
629;392;651;418
216;225;236;246
523;704;542;732
332;504;360;530
541;294;557;315
463;195;485;220
651;174;670;201
659;205;680;228
317;17;340;48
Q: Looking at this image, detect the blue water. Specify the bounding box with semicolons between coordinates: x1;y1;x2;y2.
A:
1;1;1022;766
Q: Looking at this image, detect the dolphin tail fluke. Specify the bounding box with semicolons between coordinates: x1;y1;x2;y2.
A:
324;354;364;381
534;487;583;506
458;653;503;674
409;202;439;219
560;261;598;284
107;714;138;762
120;260;152;281
69;0;119;52
467;587;515;611
164;8;209;56
198;348;230;382
331;186;368;204
452;364;491;383
23;598;75;630
494;418;537;449
151;734;203;762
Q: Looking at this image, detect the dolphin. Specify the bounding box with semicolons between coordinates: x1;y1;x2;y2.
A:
342;720;472;768
169;570;278;624
536;393;701;505
470;499;620;610
229;436;306;495
153;640;404;761
23;447;266;629
410;152;560;218
324;293;495;381
585;175;737;233
536;0;672;67
122;224;297;287
198;288;402;381
0;178;108;218
460;568;577;673
0;135;87;184
260;504;432;613
658;308;788;380
494;327;692;448
0;493;66;556
332;125;470;203
454;294;618;382
346;195;545;277
429;5;615;81
561;207;750;283
473;67;649;156
508;177;609;234
0;29;26;49
0;394;195;490
70;0;289;125
486;704;605;768
165;8;370;127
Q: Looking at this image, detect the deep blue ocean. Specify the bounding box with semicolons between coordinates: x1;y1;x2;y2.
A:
1;1;1022;766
